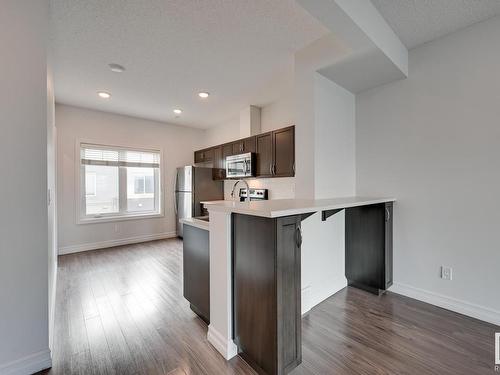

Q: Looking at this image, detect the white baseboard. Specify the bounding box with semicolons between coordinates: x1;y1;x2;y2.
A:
389;282;500;326
207;325;238;360
58;231;177;255
0;349;52;375
302;276;348;315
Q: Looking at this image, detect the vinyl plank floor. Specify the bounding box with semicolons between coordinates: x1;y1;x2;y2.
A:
40;238;497;375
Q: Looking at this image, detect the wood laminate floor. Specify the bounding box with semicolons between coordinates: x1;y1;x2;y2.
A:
42;238;498;375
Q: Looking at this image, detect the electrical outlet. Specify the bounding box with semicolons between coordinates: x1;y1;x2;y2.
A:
441;266;453;280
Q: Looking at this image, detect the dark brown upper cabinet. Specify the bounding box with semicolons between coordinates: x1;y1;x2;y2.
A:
194;125;295;179
256;126;295;178
232;136;256;155
212;146;225;180
212;146;223;169
222;143;233;160
273;126;295;177
255;132;273;177
194;148;213;163
194;150;203;163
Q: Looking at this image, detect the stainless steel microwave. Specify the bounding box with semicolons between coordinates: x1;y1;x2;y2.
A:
226;152;256;178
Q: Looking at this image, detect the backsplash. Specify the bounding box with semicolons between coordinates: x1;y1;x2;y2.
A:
223;177;296;200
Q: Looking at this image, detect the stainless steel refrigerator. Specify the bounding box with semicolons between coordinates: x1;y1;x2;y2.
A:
175;166;223;237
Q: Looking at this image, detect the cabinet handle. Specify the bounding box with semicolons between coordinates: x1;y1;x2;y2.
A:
269;164;273;175
272;164;276;175
385;207;391;222
296;227;302;247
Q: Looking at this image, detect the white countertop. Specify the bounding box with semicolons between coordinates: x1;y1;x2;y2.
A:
201;200;226;205
180;217;210;231
204;196;395;218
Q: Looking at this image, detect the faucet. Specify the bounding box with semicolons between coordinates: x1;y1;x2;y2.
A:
230;180;250;202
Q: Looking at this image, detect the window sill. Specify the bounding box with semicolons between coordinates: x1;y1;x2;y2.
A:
78;212;164;225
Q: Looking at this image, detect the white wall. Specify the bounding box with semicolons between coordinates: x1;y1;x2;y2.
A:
261;90;294;132
56;104;204;253
0;1;52;373
204;116;240;147
47;62;57;352
301;73;356;313
356;16;500;323
314;73;355;198
223;177;296;200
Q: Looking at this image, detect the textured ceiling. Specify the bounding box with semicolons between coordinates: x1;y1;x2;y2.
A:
371;0;500;49
49;0;328;128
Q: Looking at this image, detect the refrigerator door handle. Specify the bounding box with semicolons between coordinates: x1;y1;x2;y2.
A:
174;173;178;215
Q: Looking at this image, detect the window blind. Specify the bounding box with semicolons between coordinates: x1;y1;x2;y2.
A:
81;144;160;168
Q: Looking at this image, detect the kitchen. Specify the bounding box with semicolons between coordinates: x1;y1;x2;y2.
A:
178;109;394;374
3;1;499;375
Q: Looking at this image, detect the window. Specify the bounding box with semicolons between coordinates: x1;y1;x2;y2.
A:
85;172;97;196
80;144;161;222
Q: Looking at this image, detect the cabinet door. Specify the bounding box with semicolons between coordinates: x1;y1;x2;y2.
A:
194;150;204;163
212;146;223;168
384;202;393;289
203;148;214;162
233;214;278;374
233;213;302;375
276;215;302;373
232;141;244;155
243;136;256;153
232;137;256;154
222;143;233;158
212;146;225;180
183;225;210;323
256;132;273;177
222;143;233;167
273;126;295;177
345;204;386;294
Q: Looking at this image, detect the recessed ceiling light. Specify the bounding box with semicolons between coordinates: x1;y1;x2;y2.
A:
198;92;210;98
98;91;111;99
109;63;125;73
173;109;182;114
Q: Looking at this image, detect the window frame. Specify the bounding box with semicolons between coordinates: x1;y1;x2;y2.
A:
76;140;164;224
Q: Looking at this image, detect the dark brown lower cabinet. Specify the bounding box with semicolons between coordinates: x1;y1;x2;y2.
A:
231;203;393;374
345;202;393;294
233;214;301;375
183;225;210;324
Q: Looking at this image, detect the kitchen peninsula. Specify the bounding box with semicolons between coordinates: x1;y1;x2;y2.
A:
205;196;395;375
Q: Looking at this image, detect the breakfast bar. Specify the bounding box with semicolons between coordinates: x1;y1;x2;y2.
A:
204;196;395;375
